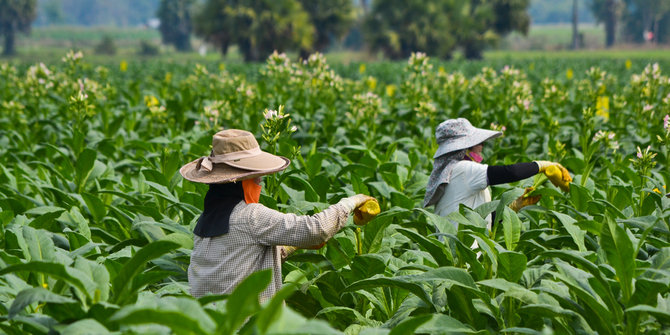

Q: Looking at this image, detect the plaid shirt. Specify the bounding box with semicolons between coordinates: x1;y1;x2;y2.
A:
188;200;354;300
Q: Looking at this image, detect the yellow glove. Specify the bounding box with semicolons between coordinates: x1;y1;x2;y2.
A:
536;161;572;192
353;198;381;226
510;187;542;212
535;160;557;173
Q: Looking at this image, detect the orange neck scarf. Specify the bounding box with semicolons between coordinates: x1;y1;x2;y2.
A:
242;179;262;204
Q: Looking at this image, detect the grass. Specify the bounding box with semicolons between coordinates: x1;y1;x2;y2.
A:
6;24;670;66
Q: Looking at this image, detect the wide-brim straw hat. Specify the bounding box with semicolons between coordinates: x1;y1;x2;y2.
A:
433;118;502;159
180;129;290;184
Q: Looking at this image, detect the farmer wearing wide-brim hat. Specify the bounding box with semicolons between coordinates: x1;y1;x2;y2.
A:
424;118;571;229
181;129;374;300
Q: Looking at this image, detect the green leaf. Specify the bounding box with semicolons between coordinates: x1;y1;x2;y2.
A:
220;269;272;333
549;211;586;252
389;314;432;335
569;183;592;212
416;208;457;235
551;260;617;334
344;275;434;310
110;299;212;335
25;207;66;229
497;251;527;283
501;207;521;251
111;240;180;305
9;288;77;318
59;319;110;335
415;314;477;334
363;207;406;254
397;227;453;266
0;261;94;301
626;305;670;324
254;283;299;333
265;305;342;334
21;226;56;263
75;149;97;192
600;214;635;304
161;232;193;249
493;188;524;226
81;193;106;223
144;181;180;203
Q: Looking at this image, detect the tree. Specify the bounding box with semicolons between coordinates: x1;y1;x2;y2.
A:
590;0;621;47
194;0;314;62
461;0;531;59
0;0;37;56
362;0;462;60
363;0;530;60
621;0;670;44
572;0;579;49
297;0;354;57
157;0;193;51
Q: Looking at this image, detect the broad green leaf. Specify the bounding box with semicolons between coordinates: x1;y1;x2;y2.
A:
388;314;432;335
111;240;180;305
600;214;635;304
550;211;586;252
221;269;272;333
144;181;180;203
415;314;477;334
552;260;617;334
343;275;434;310
500;207;521;251
0;261;94;301
75;149;97;192
21;226;56;263
417;208;457;235
493;188;524;227
59;319;110;335
255;283;299;333
161;232;193;249
363;207;405;254
397;228;452;266
626;305;670;324
9;287;77;317
110;299;213;335
497;251;527;283
81;193;106;223
265;305;342;334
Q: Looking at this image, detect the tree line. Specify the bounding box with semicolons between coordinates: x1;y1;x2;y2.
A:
159;0;531;61
1;0;670;57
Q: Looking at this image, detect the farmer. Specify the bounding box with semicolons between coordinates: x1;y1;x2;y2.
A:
180;129;373;300
424;118;570;228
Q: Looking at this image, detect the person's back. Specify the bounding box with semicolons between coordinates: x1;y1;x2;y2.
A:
434;160;490;220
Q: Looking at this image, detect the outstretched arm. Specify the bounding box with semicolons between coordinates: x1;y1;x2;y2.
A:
487;162;539;185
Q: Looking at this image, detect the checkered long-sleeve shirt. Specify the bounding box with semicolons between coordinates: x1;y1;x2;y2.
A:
188;199;355;300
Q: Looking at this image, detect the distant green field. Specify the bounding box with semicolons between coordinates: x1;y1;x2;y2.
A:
502;23;605;50
8;24;670;65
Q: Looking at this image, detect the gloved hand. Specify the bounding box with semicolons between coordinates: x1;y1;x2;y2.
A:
353;198;380;226
535;160;559;173
339;194;376;212
535;161;572;192
510;187;542;212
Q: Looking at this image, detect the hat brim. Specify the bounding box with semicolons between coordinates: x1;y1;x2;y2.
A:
222;151;288;171
180;156;290;184
433;128;502;158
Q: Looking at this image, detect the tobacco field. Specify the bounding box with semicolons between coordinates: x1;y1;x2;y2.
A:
0;51;669;334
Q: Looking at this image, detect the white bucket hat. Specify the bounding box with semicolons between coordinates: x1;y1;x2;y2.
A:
180;129;290;184
433;118;502;159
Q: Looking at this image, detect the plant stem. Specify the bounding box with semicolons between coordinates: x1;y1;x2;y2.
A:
356;227;362;255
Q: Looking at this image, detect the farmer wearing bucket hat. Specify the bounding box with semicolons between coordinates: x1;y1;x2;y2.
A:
424;118;571;229
181;129;374;300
